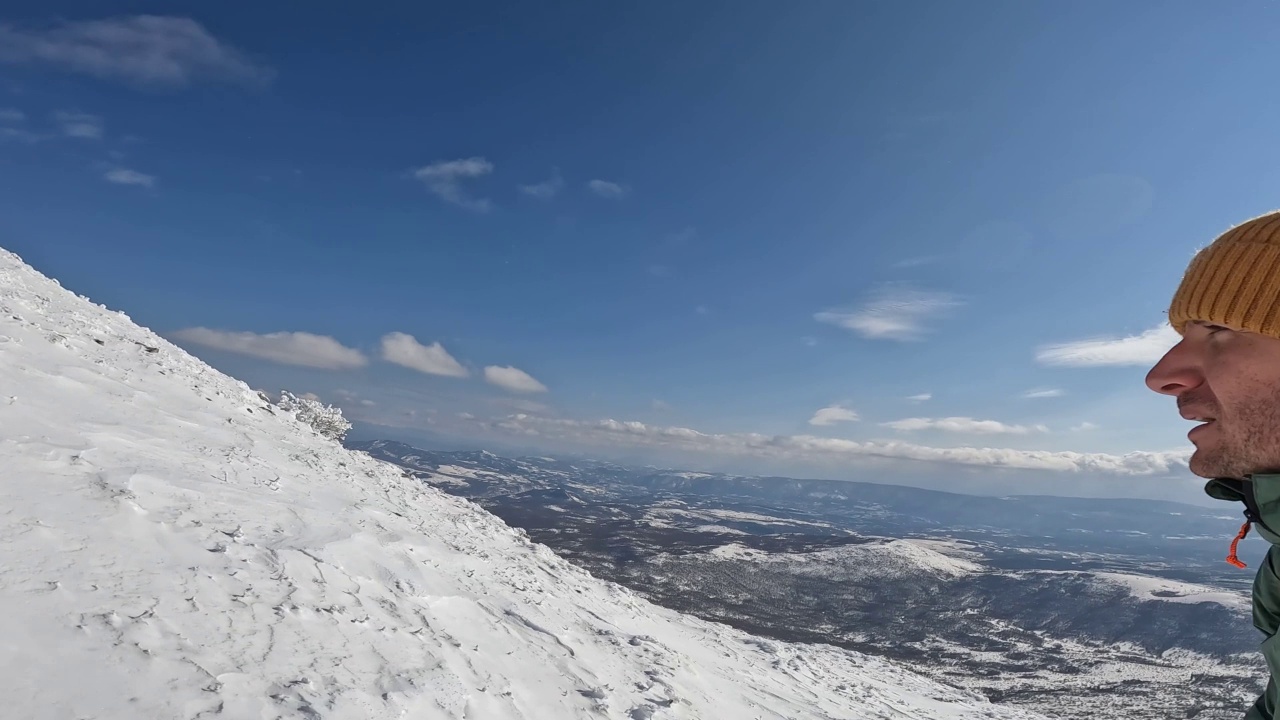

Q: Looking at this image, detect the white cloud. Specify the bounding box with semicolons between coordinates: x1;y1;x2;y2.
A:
519;168;563;199
54;111;102;139
379;332;468;377
0;108;24;123
815;286;960;341
172;328;367;369
588;179;627;198
1072;421;1099;432
104;168;154;187
1036;323;1179;367
906;393;932;403
881;416;1047;435
1021;388;1064;399
652;399;671;412
412;157;493;212
484;365;548;394
490;414;1189;476
809;405;860;426
0;16;273;87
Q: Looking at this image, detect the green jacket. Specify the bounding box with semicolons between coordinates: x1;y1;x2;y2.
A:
1207;475;1280;720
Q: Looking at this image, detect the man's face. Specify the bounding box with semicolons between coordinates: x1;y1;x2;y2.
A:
1147;322;1280;479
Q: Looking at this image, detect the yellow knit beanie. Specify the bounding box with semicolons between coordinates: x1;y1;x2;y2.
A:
1169;210;1280;337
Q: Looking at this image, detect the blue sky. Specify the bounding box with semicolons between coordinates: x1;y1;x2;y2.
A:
4;1;1279;502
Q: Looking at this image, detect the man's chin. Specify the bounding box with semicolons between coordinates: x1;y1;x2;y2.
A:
1188;449;1220;479
1189;448;1243;480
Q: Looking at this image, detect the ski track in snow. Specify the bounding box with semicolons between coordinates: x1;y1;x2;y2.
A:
0;247;1044;719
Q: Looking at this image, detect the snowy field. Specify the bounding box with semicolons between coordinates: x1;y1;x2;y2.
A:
701;539;984;579
0;246;1046;719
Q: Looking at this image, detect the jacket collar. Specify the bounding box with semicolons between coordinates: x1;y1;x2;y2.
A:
1206;475;1280;545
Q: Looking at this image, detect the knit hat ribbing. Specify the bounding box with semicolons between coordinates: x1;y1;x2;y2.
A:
1168;211;1280;338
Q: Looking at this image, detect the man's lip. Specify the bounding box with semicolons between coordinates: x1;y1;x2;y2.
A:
1189;421;1215;439
1179;411;1217;422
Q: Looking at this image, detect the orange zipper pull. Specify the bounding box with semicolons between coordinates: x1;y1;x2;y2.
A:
1227;519;1252;569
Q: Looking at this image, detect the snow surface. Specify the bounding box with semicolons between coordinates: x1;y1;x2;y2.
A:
644;507;833;529
705;539;985;580
1090;572;1250;610
433;464;497;479
0;247;1046;719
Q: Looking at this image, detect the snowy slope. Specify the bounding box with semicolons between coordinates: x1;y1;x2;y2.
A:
0;248;1044;720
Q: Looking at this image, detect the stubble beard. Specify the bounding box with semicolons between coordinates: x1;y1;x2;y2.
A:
1189;385;1280;480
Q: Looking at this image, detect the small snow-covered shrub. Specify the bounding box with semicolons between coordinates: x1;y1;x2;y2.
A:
276;390;352;442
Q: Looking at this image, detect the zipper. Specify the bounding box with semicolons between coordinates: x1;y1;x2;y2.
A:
1244;480;1278;536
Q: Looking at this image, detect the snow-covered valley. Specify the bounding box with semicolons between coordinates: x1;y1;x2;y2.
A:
0;247;1049;718
355;441;1267;720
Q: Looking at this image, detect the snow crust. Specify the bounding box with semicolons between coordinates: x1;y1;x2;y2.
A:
0;248;1043;719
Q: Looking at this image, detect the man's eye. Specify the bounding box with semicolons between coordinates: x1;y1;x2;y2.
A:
1205;324;1229;335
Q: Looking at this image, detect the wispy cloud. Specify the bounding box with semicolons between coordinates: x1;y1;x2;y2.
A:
1036;324;1178;367
0;126;40;143
0;108;24;123
0;16;273;87
54;111;102;139
892;255;943;269
815;286;961;341
1021;388;1064;399
104;168;154;187
882;416;1047;435
412;157;493;212
380;332;468;377
334;389;376;407
665;226;697;246
809;405;860;426
588;179;627;198
906;393;932;403
519;168;563;199
489;414;1188;476
484;365;548;394
1072;421;1099;432
172;328;367;369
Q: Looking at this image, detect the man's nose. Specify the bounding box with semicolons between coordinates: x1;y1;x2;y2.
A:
1145;340;1200;396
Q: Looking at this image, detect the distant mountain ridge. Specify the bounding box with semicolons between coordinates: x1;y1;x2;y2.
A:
349;439;1248;564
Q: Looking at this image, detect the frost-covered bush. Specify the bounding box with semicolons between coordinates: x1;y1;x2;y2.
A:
276;390;352;442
